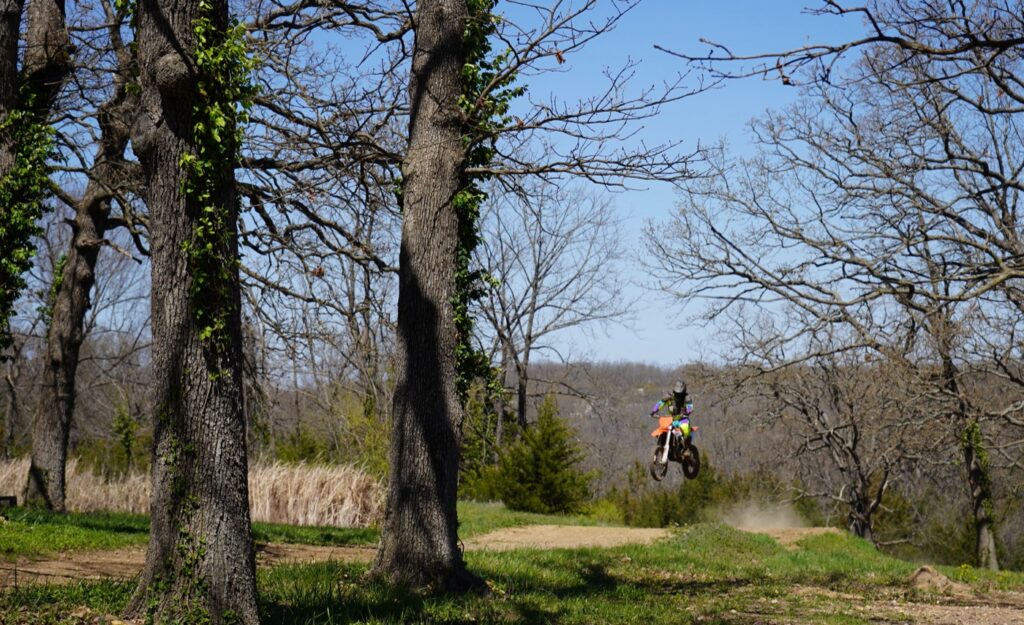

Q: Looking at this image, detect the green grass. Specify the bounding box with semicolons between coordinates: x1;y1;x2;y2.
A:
1;502;612;559
252;521;378;548
0;508;377;559
456;501;608;538
0;509;150;559
6;506;1024;624
6;522;1023;624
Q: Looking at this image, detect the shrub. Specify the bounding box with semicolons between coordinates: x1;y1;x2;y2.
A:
494;393;594;514
275;426;331;464
272;389;390;479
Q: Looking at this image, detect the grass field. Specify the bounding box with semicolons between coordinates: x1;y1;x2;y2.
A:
2;505;1023;624
0;508;377;560
0;501;608;560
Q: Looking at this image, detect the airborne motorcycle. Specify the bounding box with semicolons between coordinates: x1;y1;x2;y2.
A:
649;415;700;481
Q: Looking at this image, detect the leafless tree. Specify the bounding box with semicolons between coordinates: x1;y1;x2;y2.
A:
23;0;142;511
477;180;629;432
373;0;707;590
234;0;408;452
724;312;925;543
652;2;1024;564
125;0;260;618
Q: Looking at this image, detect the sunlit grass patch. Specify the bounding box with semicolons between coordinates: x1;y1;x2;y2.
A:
456;501;608;538
0;507;377;559
0;509;149;560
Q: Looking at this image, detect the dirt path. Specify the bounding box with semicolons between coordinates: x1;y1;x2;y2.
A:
0;525;669;587
896;603;1024;625
0;543;378;587
462;524;671;552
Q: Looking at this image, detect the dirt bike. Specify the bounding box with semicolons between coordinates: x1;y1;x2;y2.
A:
649;415;700;481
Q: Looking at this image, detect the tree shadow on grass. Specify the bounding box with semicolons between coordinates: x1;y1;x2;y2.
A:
5;508;150;536
259;552;750;625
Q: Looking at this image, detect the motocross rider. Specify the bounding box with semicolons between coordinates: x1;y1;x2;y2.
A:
650;379;695;456
650;379;692;418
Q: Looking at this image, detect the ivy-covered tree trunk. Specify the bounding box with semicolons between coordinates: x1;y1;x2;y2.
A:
963;418;999;570
24;27;134;511
125;0;259;620
1;0;69;353
371;0;481;591
939;353;1000;570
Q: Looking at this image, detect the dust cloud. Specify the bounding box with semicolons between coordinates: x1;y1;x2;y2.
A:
717;501;807;530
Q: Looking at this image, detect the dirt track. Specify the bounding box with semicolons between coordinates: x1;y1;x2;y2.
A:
0;543;379;587
461;524;671;551
0;525;670;587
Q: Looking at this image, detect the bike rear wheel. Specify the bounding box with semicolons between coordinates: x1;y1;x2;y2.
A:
681;444;700;479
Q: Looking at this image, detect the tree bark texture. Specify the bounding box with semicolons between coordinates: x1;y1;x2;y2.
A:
371;0;480;591
515;362;528;431
0;0;24;173
24;51;136;511
125;0;259;620
2;363;18;457
22;0;71;106
846;497;874;544
9;0;74;510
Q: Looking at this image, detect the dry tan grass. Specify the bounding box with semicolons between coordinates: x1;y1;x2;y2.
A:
0;459;380;527
248;461;382;527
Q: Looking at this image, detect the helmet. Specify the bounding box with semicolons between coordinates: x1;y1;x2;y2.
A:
673;379;687;395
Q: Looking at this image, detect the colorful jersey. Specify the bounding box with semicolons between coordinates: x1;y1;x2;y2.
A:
651;396;693;417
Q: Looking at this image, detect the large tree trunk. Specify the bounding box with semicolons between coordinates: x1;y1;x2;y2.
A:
125;0;259;620
24;46;135;511
1;0;68;351
371;0;480;591
11;0;74;509
22;0;70;106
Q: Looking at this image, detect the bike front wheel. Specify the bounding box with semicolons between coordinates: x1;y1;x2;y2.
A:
649;447;669;481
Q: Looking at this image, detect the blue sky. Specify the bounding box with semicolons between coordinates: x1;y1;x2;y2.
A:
528;1;866;366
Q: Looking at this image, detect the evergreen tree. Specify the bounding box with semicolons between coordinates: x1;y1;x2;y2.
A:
496;393;593;514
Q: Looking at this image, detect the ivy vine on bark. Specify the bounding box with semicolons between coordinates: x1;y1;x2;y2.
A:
0;90;56;355
962;418;995;519
180;0;256;360
40;253;67;328
453;0;523;400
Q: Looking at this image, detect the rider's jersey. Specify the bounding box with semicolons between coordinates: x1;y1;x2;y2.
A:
652;392;692;417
